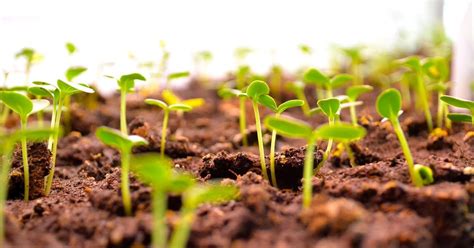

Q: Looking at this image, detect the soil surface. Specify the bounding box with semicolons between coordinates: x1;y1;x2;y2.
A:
3;80;474;248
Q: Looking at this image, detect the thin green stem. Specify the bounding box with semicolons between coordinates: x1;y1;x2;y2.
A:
296;90;310;116
36;96;44;128
0;108;9;126
20;118;29;201
326;86;333;98
315;117;334;173
160;110;169;158
120;150;132;216
63;95;71;133
416;73;433;132
471;109;474;127
444;104;451;129
269;128;278;187
391;118;422;187
303;135;316;208
169;208;194;248
45;97;63;196
47;105;57;150
436;91;443;128
239;97;248;146
400;78;411;106
152;189;168;248
0;143;13;247
252;101;268;181
120;89;128;135
349;102;357;125
316;87;324;101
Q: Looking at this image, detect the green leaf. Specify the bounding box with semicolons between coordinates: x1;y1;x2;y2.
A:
422;57;448;82
9;128;57;143
168;71;190;80
330;74;353;88
414;164;434;185
315;122;366;141
57;79;95;95
303;68;329;87
118;73;146;92
397;56;421;72
15;48;35;60
277;99;304;114
317;98;341;117
167;174;195;193
131;153;172;186
162;89;181;105
145;99;168;109
65;66;87;82
446;113;472;123
30;99;50;114
257;95;277;111
218;88;247;98
286;81;305;92
246;80;269;100
346;85;373;101
66;42;77;55
0;91;33;118
184;184;239;210
376;88;402;119
182;98;205;108
264;116;313;139
28;85;55;98
169;103;192;111
440;95;474;110
96;126;148;152
299;44;312;55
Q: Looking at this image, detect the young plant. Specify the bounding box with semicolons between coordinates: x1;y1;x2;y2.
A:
106;73;146;135
0;91;49;201
439;95;474;126
62;66;88;131
166;71;190;90
376;88;433;187
286;82;311;116
65;42;77;55
265;117;366;208
96;127;148;216
263;99;304;187
398;56;433;132
218;87;249;146
0;128;53;247
144;99;192;157
304;68;353;99
423;57;450;129
314;98;340;168
15;48;42;84
340;46;363;85
346;85;374;125
43;79;94;195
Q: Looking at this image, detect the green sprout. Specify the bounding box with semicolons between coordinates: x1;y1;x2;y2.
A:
145;99;192;157
265;117;365;208
398;56;433;132
346;85;374;125
286;82;311;116
96;127;148;216
15;48;42;84
340;46;363;85
166;71;190;90
218;87;249;146
65;42;77;55
0;128;53;247
63;66;87;131
376;88;433;187
423;57;450;129
106;73;146;135
299;44;312;55
303;68;353;99
37;80;94;195
0;91;49;201
439;95;474;126
264;99;304;187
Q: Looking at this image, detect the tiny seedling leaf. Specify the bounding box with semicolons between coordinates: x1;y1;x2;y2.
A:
317;98;341;117
422;57;448;82
447;113;472;123
398;56;421;71
303;68;329;86
440;95;474;110
309;101;363;116
168;71;190;80
181;98;205;108
168;103;192;111
28;85;55;98
277;99;304;114
264;116;313;139
118;73;146;92
184;184;239;210
0;91;33;118
65;66;87;82
218;88;247;98
145;99;168;109
376;88;402;119
257;95;277;112
346;85;373;101
246;80;269;100
315;122;366;142
57;79;94;95
66;42;77;55
330;74;353;88
30;99;50;114
96;126;148;152
414;164;434;185
167;174;195;194
162;89;181;105
131;153;172;186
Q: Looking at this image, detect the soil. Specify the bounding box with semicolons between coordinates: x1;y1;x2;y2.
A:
3;80;474;248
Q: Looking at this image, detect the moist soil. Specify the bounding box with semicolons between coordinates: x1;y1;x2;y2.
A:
3;80;474;248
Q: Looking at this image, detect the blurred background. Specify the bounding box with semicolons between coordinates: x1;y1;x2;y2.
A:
0;0;472;97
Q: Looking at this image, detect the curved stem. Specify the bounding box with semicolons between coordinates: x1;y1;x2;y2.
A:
153;189;168;248
315;117;334;173
120;89;128;135
239;97;248;146
269;129;278;187
160;110;169;158
169;208;194;248
416;73;433;132
20;118;29;201
436;91;443;128
252;101;268;181
303;135;316;208
45;98;63;196
120;150;132;216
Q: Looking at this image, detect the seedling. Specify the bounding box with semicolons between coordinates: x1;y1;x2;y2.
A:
398;56;433;132
42;79;94;195
340;46;363;85
65;42;77;55
376;88;433;187
423;57;450;128
264;99;304;187
265;117;365;208
0;128;53;247
166;71;190;90
439;95;474;126
106;73;146;135
286;82;311;116
162;89;204;110
96;127;148;215
346;85;374;125
15;48;42;84
218;87;249;146
63;66;88;131
145;99;192;157
303;68;353;98
0;91;49;201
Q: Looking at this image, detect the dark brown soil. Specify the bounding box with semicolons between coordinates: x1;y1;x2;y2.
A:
3;81;474;248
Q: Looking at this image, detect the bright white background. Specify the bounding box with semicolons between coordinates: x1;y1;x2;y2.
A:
0;0;470;92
